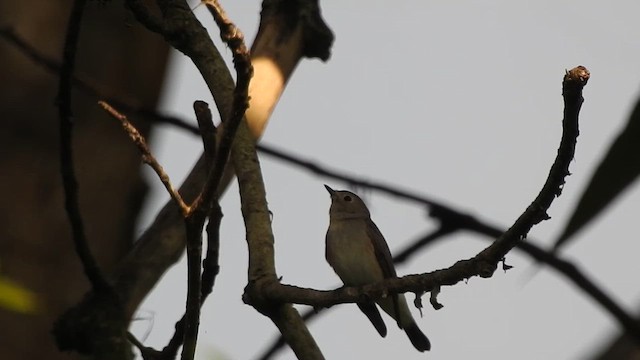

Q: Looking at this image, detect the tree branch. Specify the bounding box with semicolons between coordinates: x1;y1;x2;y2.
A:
38;29;637;353
194;101;217;168
151;203;223;360
234;121;324;359
99;101;190;215
180;3;253;358
16;5;627;356
100;98;228;360
106;0;333;323
168;205;225;360
256;307;322;360
180;218;204;360
30;25;613;353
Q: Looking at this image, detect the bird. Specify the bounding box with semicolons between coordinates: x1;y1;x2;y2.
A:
324;185;431;352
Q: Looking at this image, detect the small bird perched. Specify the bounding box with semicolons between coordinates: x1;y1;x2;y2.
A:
324;185;431;352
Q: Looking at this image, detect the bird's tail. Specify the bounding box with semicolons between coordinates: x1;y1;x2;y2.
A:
357;301;387;337
404;321;431;352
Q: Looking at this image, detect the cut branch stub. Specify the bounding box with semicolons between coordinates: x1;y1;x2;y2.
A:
246;0;334;139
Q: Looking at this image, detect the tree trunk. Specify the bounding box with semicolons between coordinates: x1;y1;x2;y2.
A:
0;1;169;358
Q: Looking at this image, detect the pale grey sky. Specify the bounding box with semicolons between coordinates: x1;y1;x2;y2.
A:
131;2;640;359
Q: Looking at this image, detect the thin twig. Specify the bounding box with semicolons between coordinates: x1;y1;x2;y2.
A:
394;226;457;263
56;0;112;293
98;101;189;215
256;145;443;208
2;27;70;80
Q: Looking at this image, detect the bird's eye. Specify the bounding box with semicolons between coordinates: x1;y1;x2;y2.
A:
343;195;352;202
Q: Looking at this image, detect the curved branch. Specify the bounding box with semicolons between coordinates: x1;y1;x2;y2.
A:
52;2;131;357
57;0;112;293
254;65;590;347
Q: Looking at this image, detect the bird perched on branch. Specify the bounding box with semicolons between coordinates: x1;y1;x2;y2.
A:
324;185;430;352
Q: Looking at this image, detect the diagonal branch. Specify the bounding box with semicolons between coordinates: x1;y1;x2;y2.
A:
99;101;189;215
256;145;444;208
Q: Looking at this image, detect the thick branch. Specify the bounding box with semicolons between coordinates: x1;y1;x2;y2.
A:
234;120;324;359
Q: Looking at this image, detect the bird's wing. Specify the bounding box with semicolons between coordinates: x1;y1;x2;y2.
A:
366;218;402;327
365;218;397;279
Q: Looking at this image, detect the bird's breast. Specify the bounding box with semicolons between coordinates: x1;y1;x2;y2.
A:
326;220;385;286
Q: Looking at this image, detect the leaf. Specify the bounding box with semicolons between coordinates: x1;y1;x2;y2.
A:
553;94;640;251
0;276;39;314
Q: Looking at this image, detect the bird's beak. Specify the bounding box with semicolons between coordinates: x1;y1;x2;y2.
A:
324;184;336;195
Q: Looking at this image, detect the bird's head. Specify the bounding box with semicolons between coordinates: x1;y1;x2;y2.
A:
324;185;371;219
